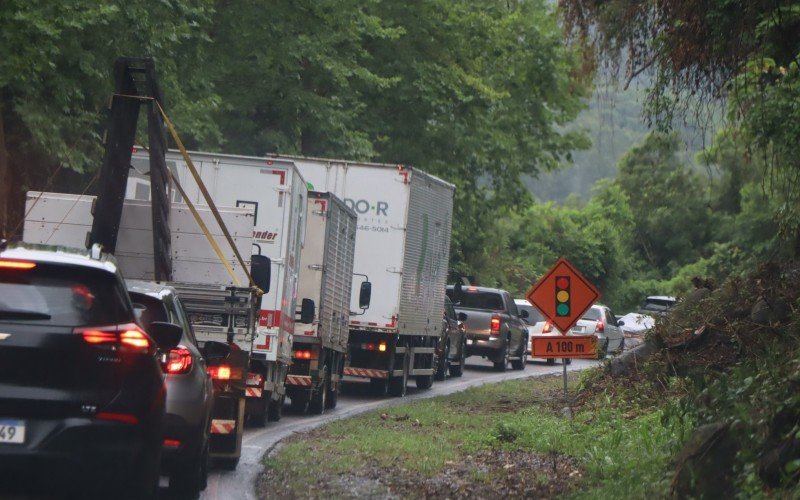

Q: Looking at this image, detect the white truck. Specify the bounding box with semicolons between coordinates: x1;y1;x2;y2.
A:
129;149;308;423
288;191;360;413
278;155;455;396
22;190;262;467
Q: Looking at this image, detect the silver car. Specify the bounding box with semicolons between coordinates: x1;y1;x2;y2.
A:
572;304;625;357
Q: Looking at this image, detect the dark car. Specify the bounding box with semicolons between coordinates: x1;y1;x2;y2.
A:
435;296;468;380
446;285;529;372
0;242;180;498
127;280;222;499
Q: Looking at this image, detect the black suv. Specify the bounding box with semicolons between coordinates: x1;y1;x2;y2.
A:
0;242;180;498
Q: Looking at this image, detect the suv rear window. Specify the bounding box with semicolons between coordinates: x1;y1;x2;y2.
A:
581;307;602;321
0;263;131;327
453;291;505;311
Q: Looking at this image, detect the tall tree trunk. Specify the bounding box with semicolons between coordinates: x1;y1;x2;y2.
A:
0;101;9;239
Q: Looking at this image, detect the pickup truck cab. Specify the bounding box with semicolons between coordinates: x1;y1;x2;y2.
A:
446;285;528;372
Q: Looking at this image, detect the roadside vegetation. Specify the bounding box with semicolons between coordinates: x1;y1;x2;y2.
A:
262;260;800;498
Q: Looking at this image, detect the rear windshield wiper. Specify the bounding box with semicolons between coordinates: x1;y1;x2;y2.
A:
0;309;52;320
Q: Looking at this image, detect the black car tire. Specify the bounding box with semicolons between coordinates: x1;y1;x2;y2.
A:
434;342;449;381
599;338;609;359
449;341;465;377
215;456;239;471
493;339;510;372
563;358;572;365
388;352;409;397
308;370;328;415
511;339;527;370
547;358;556;365
170;441;207;499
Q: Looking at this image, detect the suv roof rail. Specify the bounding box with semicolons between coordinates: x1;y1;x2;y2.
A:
89;243;104;260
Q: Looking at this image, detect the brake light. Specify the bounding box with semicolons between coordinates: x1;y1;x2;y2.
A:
163;439;182;448
490;314;501;335
543;320;553;334
76;323;151;352
293;350;313;359
596;320;605;332
165;347;193;374
0;259;36;270
208;365;231;380
96;412;139;425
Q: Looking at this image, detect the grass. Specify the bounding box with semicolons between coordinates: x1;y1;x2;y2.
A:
261;371;686;498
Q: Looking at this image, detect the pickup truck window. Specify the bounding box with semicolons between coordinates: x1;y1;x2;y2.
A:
456;292;505;311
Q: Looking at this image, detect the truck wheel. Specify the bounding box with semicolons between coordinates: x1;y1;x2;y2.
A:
511;341;527;370
308;371;328;415
325;375;339;410
369;378;389;397
388;352;409;397
493;339;510;372
434;342;449;381
215;456;239;471
290;392;309;413
449;341;465;377
267;394;284;422
416;370;434;389
247;392;269;428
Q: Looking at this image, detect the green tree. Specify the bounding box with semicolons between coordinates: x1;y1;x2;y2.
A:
616;132;713;273
0;0;218;237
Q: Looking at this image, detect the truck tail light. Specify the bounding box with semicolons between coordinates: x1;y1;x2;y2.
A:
208;365;231;380
76;323;152;353
490;314;501;335
596;320;605;332
378;342;387;352
165;347;193;374
542;320;553;334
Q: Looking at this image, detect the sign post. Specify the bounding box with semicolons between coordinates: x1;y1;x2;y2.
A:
526;257;601;396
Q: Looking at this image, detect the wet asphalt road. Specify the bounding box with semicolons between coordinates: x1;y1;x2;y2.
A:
195;356;601;500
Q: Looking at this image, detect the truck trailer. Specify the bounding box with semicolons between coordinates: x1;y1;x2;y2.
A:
278;155;455;396
288;191;360;413
129;149;308;423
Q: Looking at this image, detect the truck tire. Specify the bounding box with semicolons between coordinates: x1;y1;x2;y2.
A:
449;340;465;377
290;392;309;413
326;376;339;410
308;371;328;415
267;394;284;422
388;352;409;397
416;370;434;389
434;342;449;381
493;339;510;372
247;392;269;428
369;378;389;397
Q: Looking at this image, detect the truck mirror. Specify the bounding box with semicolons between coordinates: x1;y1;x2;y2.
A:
250;254;271;293
300;298;315;324
359;281;372;309
202;341;231;362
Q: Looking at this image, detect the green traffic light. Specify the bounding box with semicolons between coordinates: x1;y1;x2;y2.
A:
556;303;570;316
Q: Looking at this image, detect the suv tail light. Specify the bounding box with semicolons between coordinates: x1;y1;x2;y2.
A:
165;347;193;374
75;323;152;353
490;314;501;335
542;320;553;334
595;320;605;332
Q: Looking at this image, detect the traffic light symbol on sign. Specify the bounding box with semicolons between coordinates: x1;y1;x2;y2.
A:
555;276;570;317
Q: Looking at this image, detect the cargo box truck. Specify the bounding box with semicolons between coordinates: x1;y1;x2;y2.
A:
277;155;455;396
288;191;361;413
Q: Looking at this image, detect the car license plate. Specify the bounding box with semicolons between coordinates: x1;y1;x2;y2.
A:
0;419;25;444
571;326;585;334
